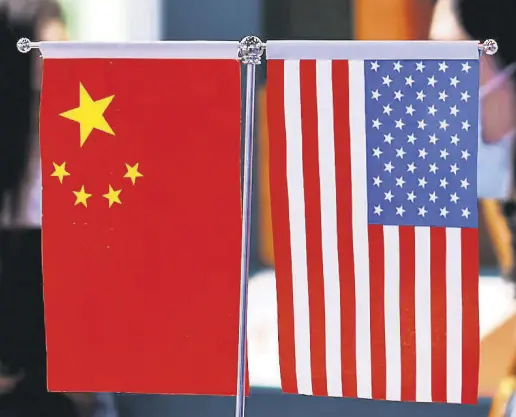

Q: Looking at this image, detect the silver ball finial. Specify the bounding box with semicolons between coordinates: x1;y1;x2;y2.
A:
238;36;264;65
17;38;32;53
482;39;498;56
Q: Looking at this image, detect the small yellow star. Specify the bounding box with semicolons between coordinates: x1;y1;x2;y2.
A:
60;83;115;147
102;185;122;208
124;163;143;185
73;185;92;207
50;162;70;184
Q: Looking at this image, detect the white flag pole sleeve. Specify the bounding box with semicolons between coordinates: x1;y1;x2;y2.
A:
266;40;481;60
36;41;240;59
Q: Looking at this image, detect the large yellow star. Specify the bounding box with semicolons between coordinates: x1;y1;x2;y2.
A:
73;185;92;207
102;185;122;208
60;83;115;147
50;162;70;184
124;163;143;185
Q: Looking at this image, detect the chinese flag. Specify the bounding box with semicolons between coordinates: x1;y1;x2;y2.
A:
40;54;244;395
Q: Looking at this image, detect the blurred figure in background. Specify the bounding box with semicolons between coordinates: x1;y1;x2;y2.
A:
430;0;516;279
431;0;516;145
0;1;101;416
431;1;516;416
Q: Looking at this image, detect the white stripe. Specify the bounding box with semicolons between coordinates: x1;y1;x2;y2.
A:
315;60;342;397
415;227;432;402
284;59;313;395
446;228;463;402
266;40;480;60
383;226;402;401
40;41;239;59
348;60;372;399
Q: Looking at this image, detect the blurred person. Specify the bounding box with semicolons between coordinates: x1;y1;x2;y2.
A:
0;2;100;416
431;1;516;416
430;0;516;276
431;0;516;145
432;0;516;202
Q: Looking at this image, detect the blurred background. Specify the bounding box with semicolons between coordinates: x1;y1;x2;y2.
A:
1;0;516;416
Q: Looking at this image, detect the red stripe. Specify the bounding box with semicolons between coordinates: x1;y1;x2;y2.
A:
399;226;416;401
368;224;386;399
267;61;298;393
331;60;357;397
461;228;479;404
430;228;447;402
299;60;328;396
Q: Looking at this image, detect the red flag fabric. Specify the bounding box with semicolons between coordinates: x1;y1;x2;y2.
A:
266;41;480;404
40;44;244;395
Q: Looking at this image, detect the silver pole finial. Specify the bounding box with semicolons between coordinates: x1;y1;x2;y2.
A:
238;35;265;65
480;39;498;55
17;37;40;53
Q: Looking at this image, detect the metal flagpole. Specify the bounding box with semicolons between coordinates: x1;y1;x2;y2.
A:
234;35;264;417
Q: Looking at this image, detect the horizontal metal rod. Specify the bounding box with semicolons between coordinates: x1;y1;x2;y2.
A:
16;37;498;54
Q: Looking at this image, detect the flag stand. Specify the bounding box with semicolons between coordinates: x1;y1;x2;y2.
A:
235;36;264;417
15;35;499;412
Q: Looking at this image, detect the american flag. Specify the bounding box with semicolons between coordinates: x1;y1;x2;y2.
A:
267;55;479;403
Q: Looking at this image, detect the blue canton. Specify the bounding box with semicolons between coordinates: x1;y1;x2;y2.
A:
365;59;479;228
